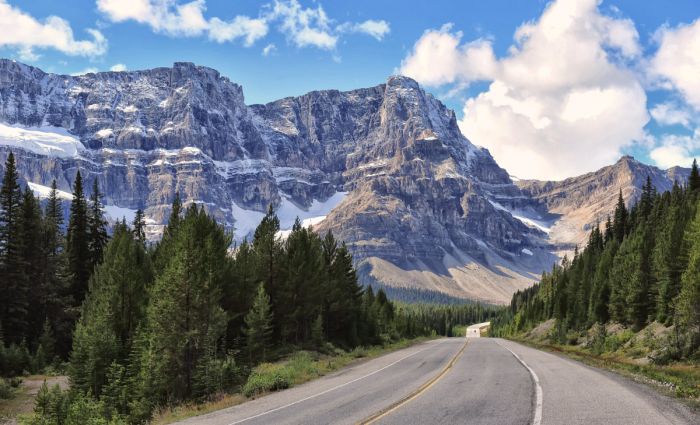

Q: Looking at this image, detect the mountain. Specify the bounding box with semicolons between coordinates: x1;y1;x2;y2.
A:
516;155;690;251
0;59;559;304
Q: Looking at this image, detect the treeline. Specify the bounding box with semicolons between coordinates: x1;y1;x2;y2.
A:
396;303;498;337
1;152;112;375
491;160;700;362
0;153;486;424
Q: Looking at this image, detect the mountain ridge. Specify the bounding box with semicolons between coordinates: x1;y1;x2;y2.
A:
0;59;691;304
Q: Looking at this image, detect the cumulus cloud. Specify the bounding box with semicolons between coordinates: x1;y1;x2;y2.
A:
266;0;336;49
97;0;389;51
97;0;268;45
650;102;692;127
110;63;127;72
0;0;107;60
400;0;648;180
650;19;700;111
400;24;496;87
649;129;700;168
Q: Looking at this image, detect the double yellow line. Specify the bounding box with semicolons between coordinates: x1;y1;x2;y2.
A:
359;339;469;424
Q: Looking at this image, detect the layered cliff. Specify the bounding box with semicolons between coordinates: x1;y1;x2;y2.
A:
0;59;561;304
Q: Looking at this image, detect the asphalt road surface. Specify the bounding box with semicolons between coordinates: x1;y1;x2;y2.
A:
177;338;465;425
177;338;699;425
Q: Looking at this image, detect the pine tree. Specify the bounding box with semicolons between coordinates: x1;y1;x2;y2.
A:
676;206;700;354
244;284;274;363
165;192;182;237
223;239;256;350
282;218;322;343
41;180;72;358
87;179;108;268
688;159;700;192
69;225;152;396
252;205;283;335
133;208;146;244
612;190;627;243
0;153;27;344
19;187;43;344
67;171;91;305
139;206;230;401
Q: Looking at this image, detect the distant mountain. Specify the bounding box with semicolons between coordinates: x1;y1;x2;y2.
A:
0;59;557;304
517;155;691;250
0;59;691;304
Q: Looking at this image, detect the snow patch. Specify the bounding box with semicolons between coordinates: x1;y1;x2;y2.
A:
276;216;327;239
277;192;347;230
95;129;113;138
522;248;534;256
0;122;84;158
488;200;552;234
104;205;137;222
231;201;266;240
27;182;72;200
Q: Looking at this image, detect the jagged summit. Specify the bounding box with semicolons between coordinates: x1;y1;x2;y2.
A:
517;155;690;249
1;60;688;304
0;59;555;304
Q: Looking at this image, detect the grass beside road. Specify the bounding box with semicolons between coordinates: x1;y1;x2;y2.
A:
507;337;700;408
151;337;435;424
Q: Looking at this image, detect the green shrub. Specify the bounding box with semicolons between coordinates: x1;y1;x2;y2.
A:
0;377;15;399
242;364;290;397
604;329;635;352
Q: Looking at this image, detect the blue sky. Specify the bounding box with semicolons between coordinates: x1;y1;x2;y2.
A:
1;0;699;179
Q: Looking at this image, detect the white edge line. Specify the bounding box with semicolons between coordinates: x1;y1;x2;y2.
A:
226;340;446;425
496;340;543;425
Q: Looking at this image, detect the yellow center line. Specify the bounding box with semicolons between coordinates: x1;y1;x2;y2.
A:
359;339;469;425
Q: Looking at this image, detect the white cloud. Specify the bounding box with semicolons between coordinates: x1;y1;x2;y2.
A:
650;102;692;127
0;0;107;59
267;0;336;49
97;0;268;45
262;43;276;56
96;0;388;52
649;130;700;168
401;0;649;180
338;19;390;41
400;24;497;87
110;63;127;72
209;16;268;46
651;18;700;111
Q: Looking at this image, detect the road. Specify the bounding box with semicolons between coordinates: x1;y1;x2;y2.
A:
177;338;699;425
177;338;465;425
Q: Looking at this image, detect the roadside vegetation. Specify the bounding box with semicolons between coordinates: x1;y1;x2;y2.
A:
0;154;493;424
491;160;700;404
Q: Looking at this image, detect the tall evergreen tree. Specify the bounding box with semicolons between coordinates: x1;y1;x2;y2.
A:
139;206;230;401
244;284;273;363
67;171;91;305
19;188;43;344
689;159;700;192
87;179;108;268
165;192;182;237
676;206;700;354
132;208;146;245
70;225;153;396
612;190;627;243
0;153;27;344
41;180;72;358
252;205;283;335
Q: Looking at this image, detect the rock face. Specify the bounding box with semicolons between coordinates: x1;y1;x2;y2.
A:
517;155;690;250
1;60;688;304
0;59;560;304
